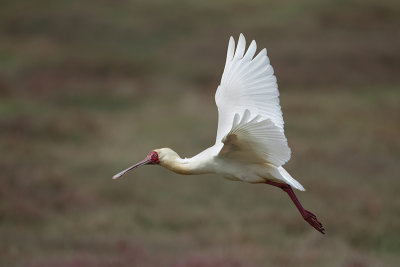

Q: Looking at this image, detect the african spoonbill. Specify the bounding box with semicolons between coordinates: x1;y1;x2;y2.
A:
113;34;325;234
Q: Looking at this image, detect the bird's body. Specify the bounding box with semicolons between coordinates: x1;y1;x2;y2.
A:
113;34;325;234
156;146;296;185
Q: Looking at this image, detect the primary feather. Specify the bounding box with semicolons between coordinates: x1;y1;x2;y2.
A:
215;33;284;144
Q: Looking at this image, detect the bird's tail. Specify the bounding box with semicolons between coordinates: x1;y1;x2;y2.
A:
272;166;305;191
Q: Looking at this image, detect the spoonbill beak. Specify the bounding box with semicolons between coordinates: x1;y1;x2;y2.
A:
112;156;151;180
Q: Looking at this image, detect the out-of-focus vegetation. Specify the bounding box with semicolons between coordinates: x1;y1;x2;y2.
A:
1;0;399;266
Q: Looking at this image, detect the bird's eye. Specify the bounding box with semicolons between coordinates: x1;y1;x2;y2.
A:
150;151;159;163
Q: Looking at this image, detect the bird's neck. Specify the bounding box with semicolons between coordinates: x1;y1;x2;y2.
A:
160;152;214;175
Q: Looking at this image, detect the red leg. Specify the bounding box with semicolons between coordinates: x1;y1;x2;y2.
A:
265;180;325;234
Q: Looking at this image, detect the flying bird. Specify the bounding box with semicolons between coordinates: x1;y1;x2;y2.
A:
113;34;325;234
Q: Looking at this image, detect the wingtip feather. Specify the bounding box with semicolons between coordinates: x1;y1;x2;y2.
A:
243;40;257;62
226;37;235;62
234;34;246;60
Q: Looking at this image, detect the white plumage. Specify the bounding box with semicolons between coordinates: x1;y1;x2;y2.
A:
198;33;302;190
215;34;284;143
113;33;324;234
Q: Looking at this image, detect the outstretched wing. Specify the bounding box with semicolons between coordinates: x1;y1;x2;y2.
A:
215;34;284;143
219;110;291;166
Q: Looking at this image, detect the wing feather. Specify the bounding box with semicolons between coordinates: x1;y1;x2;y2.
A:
215;34;284;144
219;110;291;166
242;40;257;62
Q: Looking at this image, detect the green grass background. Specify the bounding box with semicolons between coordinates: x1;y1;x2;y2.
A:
1;0;399;266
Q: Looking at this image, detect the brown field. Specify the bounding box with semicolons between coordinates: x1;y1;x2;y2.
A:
1;0;399;266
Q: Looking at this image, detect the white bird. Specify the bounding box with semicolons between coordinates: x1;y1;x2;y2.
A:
113;34;325;234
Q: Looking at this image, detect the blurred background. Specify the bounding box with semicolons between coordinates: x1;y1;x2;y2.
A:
1;0;399;266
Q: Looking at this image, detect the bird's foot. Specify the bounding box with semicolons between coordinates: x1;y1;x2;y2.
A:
302;210;325;234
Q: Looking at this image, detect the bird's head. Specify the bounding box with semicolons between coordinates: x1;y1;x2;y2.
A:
112;148;179;179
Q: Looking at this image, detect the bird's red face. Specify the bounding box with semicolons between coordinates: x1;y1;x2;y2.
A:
148;151;160;164
112;150;160;179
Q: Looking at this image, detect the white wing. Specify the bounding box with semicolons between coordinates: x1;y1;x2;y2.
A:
218;110;302;189
219;110;290;166
215;34;290;166
215;33;284;143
